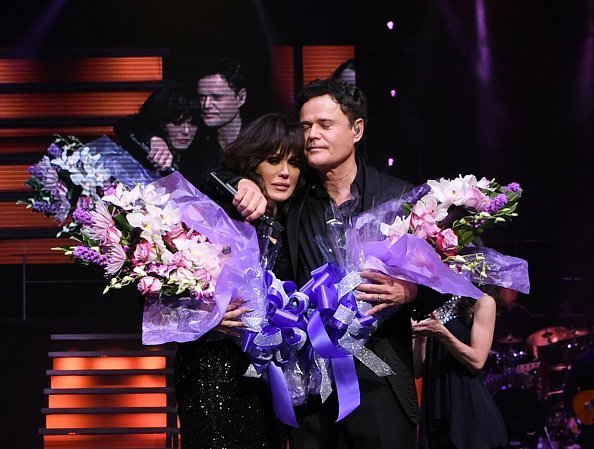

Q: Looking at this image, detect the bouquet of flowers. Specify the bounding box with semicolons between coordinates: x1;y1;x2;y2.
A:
20;135;159;236
354;174;529;295
56;172;263;344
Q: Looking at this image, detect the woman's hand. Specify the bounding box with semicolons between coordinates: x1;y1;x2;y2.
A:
357;270;417;316
412;313;446;338
214;300;248;337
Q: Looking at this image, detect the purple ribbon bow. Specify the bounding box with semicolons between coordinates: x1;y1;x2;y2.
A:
300;263;385;422
242;270;309;427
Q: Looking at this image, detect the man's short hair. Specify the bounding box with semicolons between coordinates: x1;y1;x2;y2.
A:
296;78;367;126
196;56;246;95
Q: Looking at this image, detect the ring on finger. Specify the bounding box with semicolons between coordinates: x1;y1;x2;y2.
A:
377;293;382;300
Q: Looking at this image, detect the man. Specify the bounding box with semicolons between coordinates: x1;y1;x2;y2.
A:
115;57;247;186
196;56;247;151
233;78;419;449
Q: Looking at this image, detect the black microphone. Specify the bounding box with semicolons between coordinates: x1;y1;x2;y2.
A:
129;133;176;175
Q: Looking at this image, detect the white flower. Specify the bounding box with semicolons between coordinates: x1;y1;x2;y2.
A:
140;184;170;207
380;214;411;243
126;209;164;239
102;183;142;210
427;174;493;209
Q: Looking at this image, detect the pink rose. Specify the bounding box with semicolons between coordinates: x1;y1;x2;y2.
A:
132;241;156;265
435;228;459;256
138;276;162;296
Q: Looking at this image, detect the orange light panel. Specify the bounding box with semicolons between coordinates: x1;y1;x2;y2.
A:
0;165;30;191
44;434;167;449
302;45;355;85
0;92;152;119
0;202;62;228
0;57;163;84
51;375;166;389
0;238;73;264
46;413;167;429
48;393;167;409
53;357;167;371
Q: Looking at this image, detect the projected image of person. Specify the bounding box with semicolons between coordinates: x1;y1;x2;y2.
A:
113;80;202;184
115;57;249;188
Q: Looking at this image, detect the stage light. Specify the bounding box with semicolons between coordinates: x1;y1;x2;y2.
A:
389;89;398;98
386;20;395;30
387;157;394;167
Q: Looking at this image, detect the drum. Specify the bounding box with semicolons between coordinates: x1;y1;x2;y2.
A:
493;388;545;445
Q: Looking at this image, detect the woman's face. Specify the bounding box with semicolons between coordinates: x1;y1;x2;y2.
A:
164;120;198;151
256;152;301;203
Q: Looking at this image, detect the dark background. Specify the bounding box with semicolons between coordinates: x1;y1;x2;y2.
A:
0;0;592;447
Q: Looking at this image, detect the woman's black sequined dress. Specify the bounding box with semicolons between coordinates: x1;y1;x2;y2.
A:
174;231;291;449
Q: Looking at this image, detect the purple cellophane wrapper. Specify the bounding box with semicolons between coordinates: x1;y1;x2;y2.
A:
461;246;530;294
85;135;160;186
142;172;263;344
362;234;485;299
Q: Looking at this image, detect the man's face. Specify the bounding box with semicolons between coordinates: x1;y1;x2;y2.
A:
299;94;361;171
197;74;245;129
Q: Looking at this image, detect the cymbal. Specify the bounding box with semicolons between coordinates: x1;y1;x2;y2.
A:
496;334;523;344
526;326;590;347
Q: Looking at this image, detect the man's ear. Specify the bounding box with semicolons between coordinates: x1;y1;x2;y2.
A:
237;88;247;107
352;118;364;143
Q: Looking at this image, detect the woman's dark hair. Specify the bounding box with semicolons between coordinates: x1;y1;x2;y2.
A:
223;113;305;201
139;81;200;133
297;78;367;127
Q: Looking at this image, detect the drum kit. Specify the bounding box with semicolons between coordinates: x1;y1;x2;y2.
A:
484;325;591;448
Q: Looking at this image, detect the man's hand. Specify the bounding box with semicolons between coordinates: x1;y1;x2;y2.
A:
234;178;267;222
356;270;417;316
214;301;248;337
148;136;173;170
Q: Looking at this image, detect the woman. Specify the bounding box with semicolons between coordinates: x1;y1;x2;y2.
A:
412;293;508;449
114;81;208;186
174;113;306;449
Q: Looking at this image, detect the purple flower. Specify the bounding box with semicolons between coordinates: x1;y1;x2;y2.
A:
72;207;94;226
485;194;508;214
47;143;63;158
32;201;57;215
505;182;521;193
28;165;44;178
73;246;107;266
